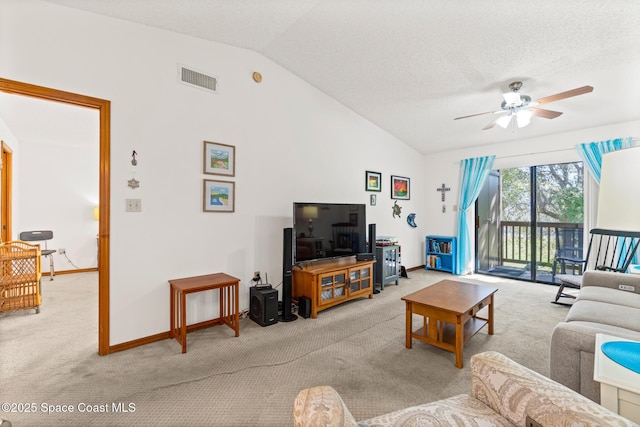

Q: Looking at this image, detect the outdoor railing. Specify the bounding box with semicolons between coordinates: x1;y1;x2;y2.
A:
500;221;583;268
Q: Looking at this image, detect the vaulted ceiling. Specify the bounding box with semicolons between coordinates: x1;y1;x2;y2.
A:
4;1;640;154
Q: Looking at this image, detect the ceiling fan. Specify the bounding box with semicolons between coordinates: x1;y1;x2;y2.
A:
454;81;594;130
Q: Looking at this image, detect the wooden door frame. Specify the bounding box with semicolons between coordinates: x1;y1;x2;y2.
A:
1;141;12;243
0;78;110;355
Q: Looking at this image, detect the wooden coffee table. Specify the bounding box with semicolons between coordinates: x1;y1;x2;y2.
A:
401;280;497;368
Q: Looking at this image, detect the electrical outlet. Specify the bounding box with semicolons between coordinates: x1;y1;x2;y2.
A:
59;248;66;255
253;271;261;281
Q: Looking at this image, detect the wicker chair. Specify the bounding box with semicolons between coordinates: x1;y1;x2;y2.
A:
0;240;42;314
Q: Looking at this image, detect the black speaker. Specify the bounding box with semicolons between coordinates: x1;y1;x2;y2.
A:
298;296;311;318
250;286;278;327
368;223;380;294
368;223;376;253
280;227;297;322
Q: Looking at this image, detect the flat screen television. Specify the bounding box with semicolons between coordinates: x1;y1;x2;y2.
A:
293;202;367;263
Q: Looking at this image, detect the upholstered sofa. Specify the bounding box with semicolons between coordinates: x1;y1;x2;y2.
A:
293;351;634;426
550;270;640;403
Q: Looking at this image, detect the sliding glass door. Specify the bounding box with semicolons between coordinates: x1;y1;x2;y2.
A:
476;161;584;283
476;171;500;273
534;163;584;282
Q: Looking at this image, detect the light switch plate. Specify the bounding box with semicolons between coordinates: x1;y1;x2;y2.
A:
126;199;142;212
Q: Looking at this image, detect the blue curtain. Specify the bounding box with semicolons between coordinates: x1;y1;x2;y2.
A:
575;137;633;184
576;136;636;265
456;155;496;275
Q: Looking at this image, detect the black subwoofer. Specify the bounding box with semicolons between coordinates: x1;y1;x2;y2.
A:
298;296;311;318
249;287;278;327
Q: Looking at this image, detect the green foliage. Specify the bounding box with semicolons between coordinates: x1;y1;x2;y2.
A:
501;167;531;221
501;162;583;223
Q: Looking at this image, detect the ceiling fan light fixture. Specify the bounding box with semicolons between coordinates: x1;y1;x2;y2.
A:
502;92;521;106
454;82;593;131
496;114;512;128
516;109;533;128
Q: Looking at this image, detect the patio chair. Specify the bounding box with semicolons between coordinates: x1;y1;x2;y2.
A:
553;228;640;304
551;225;584;283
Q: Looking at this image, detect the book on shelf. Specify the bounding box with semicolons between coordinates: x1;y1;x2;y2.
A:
427;254;441;269
427;239;451;254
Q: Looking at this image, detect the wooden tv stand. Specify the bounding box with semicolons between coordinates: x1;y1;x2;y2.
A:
292;257;374;318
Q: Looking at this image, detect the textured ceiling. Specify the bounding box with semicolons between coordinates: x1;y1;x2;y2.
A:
5;0;640;154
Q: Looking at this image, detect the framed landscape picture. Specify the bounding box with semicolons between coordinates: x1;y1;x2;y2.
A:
365;170;382;192
391;175;410;200
203;141;235;176
203;179;235;212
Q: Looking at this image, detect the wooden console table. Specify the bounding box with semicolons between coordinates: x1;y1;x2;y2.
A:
293;257;374;318
169;273;240;353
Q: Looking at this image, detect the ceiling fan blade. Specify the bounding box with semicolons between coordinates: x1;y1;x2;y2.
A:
483;120;497;130
533;85;593;106
530;108;563;119
454;110;499;120
482;116;504;130
481;110;510;129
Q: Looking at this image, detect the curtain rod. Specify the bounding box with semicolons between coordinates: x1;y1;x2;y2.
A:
496;147;574;160
496;136;639;160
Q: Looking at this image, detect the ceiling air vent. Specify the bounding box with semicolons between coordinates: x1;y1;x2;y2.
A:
178;65;218;93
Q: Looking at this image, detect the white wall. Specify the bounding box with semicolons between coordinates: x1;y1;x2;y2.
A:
597;146;640;231
12;131;100;269
1;0;427;345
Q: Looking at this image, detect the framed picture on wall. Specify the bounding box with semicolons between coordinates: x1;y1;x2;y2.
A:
203;179;235;212
391;175;410;200
203;141;235;176
365;170;382;192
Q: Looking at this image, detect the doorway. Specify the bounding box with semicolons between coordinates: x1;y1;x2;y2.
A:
476;161;584;283
0;78;110;355
1;141;12;243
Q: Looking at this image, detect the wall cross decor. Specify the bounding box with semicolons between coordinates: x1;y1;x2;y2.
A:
437;183;450;201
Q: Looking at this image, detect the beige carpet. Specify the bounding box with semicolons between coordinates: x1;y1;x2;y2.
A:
0;269;569;426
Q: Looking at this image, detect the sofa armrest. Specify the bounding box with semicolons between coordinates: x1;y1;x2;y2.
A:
293;386;359;427
471;351;635;426
549;321;601;402
582;270;640;294
550;320;640;403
